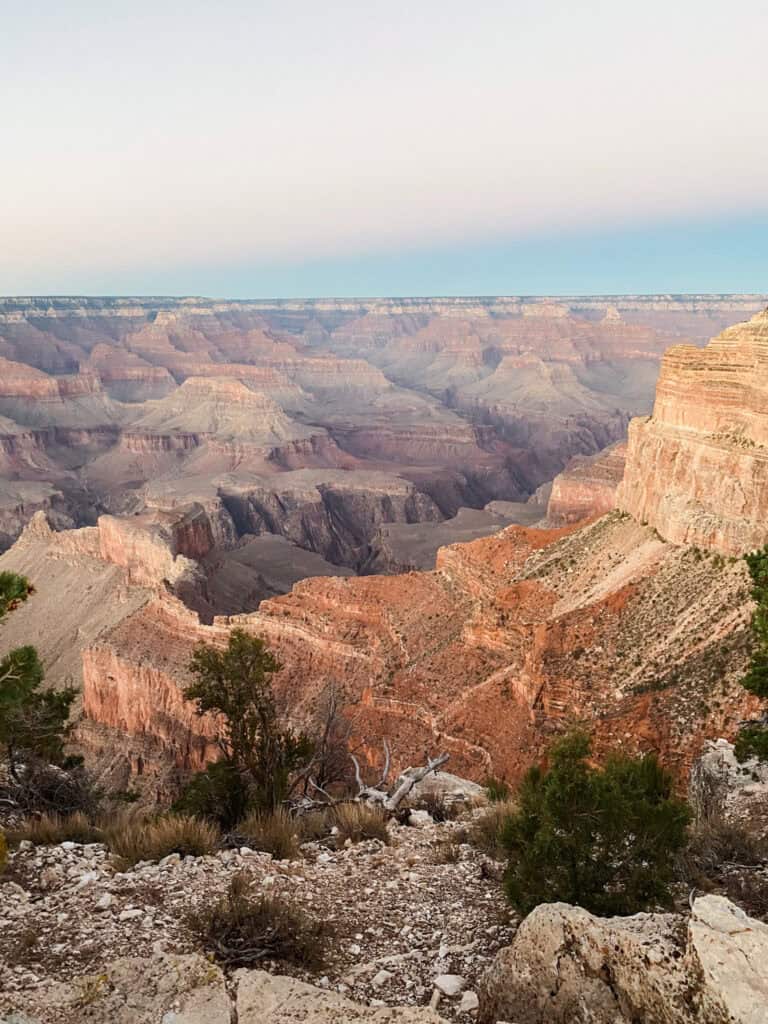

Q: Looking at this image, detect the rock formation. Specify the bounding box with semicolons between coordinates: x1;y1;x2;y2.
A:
618;309;768;554
478;895;768;1024
546;442;627;525
690;739;768;840
23;510;751;787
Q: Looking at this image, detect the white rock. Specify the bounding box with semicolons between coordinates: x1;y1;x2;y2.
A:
371;969;394;989
435;974;465;997
458;990;479;1013
408;810;433;828
75;870;100;890
480;895;768;1024
119;908;144;921
95;892;113;910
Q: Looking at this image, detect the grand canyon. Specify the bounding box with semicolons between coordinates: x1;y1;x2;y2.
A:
0;293;766;786
6;2;768;1018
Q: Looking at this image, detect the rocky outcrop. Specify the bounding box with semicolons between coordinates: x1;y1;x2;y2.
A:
97;505;214;587
546;441;626;525
1;953;447;1023
618;310;768;554
478;895;768;1024
690;739;768;840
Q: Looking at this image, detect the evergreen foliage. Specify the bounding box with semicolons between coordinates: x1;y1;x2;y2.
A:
735;545;768;761
182;629;313;814
0;572;76;775
501;732;691;916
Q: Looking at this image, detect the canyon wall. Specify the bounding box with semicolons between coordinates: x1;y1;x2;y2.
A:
618;309;768;555
57;512;756;788
546;442;627;525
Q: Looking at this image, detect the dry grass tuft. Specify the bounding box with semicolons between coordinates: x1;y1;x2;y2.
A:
187;871;329;968
433;839;462;864
7;812;102;847
296;809;333;843
104;814;219;867
331;802;390;845
237;808;300;861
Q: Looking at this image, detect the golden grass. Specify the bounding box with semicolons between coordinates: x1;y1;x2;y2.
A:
467;799;517;858
330;802;390;845
237;808;300;861
103;814;220;867
7;811;103;847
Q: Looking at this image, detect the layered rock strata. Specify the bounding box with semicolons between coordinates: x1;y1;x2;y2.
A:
546;442;626;525
618;309;768;554
65;513;758;785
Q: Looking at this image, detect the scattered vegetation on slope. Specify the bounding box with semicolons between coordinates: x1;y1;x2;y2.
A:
103;814;220;867
179;630;315;820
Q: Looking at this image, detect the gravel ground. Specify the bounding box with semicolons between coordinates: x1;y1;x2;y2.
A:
0;814;516;1020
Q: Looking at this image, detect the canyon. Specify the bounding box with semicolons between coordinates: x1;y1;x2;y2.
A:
0;295;764;571
1;298;768;793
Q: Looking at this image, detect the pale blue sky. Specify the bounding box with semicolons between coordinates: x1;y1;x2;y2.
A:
2;1;767;296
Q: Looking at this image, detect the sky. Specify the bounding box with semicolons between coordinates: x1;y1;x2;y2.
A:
2;0;767;297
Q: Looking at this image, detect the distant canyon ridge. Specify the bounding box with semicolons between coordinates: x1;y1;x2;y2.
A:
0;293;764;609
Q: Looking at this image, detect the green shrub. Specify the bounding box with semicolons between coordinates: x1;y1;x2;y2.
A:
184;630;313;812
735;545;768;760
735;725;768;763
187;871;329;968
501;732;691;916
0;571;76;777
104;814;220;867
237;808;300;860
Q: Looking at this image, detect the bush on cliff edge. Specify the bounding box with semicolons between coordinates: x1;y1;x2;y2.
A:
501;732;691;917
180;629;314;819
735;545;768;762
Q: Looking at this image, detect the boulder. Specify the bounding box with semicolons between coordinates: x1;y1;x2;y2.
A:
478;895;768;1024
235;969;446;1021
395;770;486;807
1;954;447;1024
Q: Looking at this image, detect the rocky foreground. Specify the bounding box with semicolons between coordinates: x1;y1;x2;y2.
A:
2;803;767;1024
2;812;510;1023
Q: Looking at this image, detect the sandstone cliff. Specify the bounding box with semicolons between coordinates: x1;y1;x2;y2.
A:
618;309;768;554
71;513;758;785
546;442;626;525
